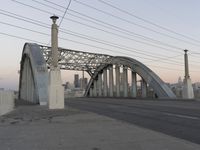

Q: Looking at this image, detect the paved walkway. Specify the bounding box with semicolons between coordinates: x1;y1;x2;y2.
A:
0;104;200;150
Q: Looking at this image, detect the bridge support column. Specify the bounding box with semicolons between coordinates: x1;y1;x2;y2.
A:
115;65;120;97
131;71;137;97
93;80;97;97
141;78;147;98
109;65;114;97
98;73;102;96
123;66;128;97
89;87;93;97
103;68;108;97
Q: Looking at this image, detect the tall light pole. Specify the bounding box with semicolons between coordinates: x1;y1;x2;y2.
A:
184;49;189;78
182;49;194;99
50;15;59;68
48;15;64;109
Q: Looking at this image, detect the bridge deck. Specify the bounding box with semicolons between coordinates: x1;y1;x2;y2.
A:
0;98;199;149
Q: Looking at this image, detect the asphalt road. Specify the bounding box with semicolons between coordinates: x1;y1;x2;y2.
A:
67;98;200;145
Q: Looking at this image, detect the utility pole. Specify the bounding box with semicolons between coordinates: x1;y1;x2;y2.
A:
182;50;194;99
48;15;64;109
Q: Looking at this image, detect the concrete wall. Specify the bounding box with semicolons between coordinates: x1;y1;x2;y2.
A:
0;91;14;116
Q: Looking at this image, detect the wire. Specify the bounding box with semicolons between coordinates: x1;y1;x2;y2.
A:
68;9;183;51
0;8;181;60
43;0;66;9
0;9;50;28
73;0;200;47
59;0;72;27
0;9;196;66
66;14;182;53
11;0;184;53
97;0;200;43
11;0;52;15
0;21;49;36
0;19;185;66
0;31;47;45
1;30;199;71
7;1;200;67
32;0;62;12
149;65;199;72
1;7;199;66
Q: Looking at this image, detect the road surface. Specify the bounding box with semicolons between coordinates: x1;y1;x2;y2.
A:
67;98;200;144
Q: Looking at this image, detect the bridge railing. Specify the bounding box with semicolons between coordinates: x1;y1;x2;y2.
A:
0;90;15;116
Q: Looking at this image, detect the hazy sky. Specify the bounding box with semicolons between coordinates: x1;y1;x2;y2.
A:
0;0;200;90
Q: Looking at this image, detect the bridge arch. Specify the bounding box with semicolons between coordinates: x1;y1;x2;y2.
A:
85;56;176;99
19;43;175;105
19;43;48;105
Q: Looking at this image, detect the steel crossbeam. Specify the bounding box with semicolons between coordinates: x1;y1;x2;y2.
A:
40;45;113;76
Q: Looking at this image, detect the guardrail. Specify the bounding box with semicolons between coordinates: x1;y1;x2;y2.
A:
0;90;14;115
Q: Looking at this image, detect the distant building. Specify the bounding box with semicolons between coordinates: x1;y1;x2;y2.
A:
74;74;80;88
170;77;200;99
193;82;200;90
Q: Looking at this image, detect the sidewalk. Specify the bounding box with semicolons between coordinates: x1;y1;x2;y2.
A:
0;105;199;150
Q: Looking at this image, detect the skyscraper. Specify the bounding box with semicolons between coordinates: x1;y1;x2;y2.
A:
74;74;80;88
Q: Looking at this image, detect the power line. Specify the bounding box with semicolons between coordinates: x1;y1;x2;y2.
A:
0;8;180;60
0;19;185;66
97;0;200;44
0;9;50;28
43;0;66;10
0;31;47;45
0;20;157;61
60;29;177;58
0;21;49;36
12;0;184;53
59;29;184;65
59;0;72;27
1;25;199;71
11;0;52;15
68;9;183;51
2;7;199;66
66;15;181;54
149;65;199;72
32;0;62;12
7;1;200;67
73;0;200;47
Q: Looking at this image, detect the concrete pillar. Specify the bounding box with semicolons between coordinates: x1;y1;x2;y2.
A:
182;50;194;99
184;50;189;78
98;73;102;96
51;15;59;68
115;65;120;97
131;71;137;97
103;68;108;97
141;78;147;98
109;65;114;97
123;66;128;97
49;16;64;109
93;80;97;97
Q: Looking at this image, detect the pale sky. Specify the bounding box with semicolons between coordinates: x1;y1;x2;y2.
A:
0;0;200;90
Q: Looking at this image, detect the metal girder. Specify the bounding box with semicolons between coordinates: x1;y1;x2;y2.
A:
40;45;112;76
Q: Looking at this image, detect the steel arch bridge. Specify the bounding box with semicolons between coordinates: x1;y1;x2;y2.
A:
19;43;176;104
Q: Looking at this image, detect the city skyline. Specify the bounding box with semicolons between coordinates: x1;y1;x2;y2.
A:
1;0;200;90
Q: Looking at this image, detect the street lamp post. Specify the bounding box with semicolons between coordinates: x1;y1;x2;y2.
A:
182;50;194;99
48;15;64;109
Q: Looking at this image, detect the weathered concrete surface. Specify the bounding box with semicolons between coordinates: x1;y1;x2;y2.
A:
0;105;199;150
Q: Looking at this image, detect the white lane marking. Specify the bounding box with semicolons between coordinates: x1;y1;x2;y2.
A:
164;113;199;120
